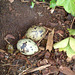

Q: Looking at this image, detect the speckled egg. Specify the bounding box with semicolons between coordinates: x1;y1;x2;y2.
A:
25;25;46;41
17;39;38;55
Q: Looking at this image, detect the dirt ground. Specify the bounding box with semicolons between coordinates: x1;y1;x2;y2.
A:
0;0;75;75
0;0;74;49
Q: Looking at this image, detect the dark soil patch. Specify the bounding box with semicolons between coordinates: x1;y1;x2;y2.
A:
0;0;75;75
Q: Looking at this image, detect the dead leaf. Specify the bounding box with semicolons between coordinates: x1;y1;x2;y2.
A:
59;66;75;75
46;29;54;52
4;34;15;44
9;0;14;3
5;34;15;40
21;0;29;2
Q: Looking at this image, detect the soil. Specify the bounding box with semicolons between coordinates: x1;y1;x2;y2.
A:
0;0;75;75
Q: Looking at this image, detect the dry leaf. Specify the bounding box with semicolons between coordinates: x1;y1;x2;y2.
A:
21;0;29;2
9;0;14;3
5;34;15;40
46;29;54;52
59;66;75;75
4;34;15;44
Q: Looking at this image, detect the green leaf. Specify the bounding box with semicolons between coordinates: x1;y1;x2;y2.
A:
68;29;75;35
65;44;75;58
59;42;75;58
54;37;69;49
50;0;56;9
59;47;67;52
69;37;75;51
43;0;45;2
30;1;35;8
39;0;42;1
53;37;75;58
56;0;75;16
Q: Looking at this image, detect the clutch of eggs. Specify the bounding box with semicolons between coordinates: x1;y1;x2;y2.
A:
17;39;38;55
25;25;46;41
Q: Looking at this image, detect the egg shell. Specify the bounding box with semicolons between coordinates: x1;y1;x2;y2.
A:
17;39;38;55
25;25;46;41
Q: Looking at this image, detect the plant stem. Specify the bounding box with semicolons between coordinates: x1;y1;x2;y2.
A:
70;17;75;29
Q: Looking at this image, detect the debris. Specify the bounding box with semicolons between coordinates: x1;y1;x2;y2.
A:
19;64;51;75
4;34;15;39
46;29;54;52
6;44;14;54
0;49;8;55
39;46;45;50
59;66;75;75
44;51;50;59
21;0;29;3
37;30;48;46
4;34;15;44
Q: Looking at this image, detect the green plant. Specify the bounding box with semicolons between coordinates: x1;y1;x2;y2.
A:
30;0;35;8
50;0;75;16
30;0;45;8
50;0;56;9
53;28;75;59
30;0;75;59
68;29;75;35
31;0;75;16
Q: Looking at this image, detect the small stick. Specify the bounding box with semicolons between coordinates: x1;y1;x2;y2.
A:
0;49;8;54
70;17;75;29
69;17;75;37
57;33;64;38
35;1;49;5
1;64;18;67
19;64;51;75
43;26;52;31
37;30;48;46
21;0;29;3
4;38;10;44
39;46;45;50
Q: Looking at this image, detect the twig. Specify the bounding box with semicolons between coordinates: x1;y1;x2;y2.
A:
1;64;18;67
4;38;10;44
69;17;75;37
18;50;47;75
0;49;8;55
19;64;51;75
29;50;47;61
35;1;50;5
57;33;64;38
39;46;45;50
37;30;48;46
43;26;52;31
21;0;29;3
70;17;75;29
